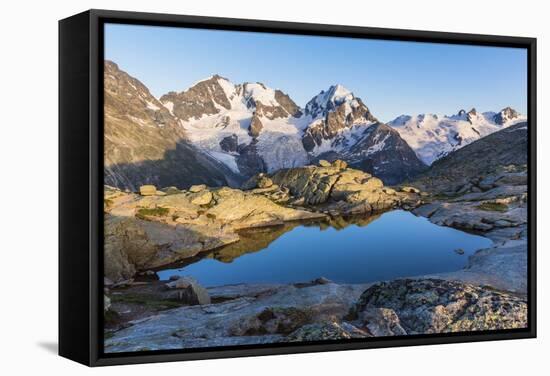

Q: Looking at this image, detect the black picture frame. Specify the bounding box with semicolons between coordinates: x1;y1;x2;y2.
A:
59;9;537;367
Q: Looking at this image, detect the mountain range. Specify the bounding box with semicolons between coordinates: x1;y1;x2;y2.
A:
389;107;526;165
103;60;527;190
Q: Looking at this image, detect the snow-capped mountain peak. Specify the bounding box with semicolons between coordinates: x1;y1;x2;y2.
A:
304;84;360;119
242;82;278;108
493;106;521;125
388;106;527;165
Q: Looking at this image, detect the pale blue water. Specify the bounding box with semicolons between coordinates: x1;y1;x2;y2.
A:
158;210;492;287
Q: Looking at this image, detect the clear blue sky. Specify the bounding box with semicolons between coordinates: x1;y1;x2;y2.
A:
105;23;527;122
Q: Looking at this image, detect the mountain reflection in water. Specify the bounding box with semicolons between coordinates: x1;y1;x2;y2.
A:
157;210;492;287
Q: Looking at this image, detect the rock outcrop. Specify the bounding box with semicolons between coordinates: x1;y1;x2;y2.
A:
104;183;326;282
349;279;527;334
270;161;421;214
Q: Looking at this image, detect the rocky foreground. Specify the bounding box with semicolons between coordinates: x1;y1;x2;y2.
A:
103;160;529;352
105;277;526;352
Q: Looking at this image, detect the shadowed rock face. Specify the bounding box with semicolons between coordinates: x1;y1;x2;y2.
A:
219;134;238;153
160;75;231;121
274;90;303;118
302;96;377;152
248;114;263;138
413;121;528;193
104;62;240;191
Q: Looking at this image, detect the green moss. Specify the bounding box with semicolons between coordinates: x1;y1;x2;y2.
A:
476;202;508;212
110;293;182;310
104;309;120;324
136;207;170;220
104;331;115;340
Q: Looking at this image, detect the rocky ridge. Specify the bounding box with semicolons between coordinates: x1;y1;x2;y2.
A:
104;62;241;190
106;60;426;187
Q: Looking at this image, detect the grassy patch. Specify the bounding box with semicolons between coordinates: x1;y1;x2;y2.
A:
136;207;169;220
111;293;182;310
104;309;120;324
476;202;508;212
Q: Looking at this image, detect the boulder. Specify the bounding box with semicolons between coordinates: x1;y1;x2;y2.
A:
257;176;273;189
189;184;207;193
350;279;527;334
332;159;348;169
190;190;213;206
103;215;239;282
166;277;210;305
208;187;325;229
400;186;420;194
318;159;331;167
139;185;157;196
360;308;407;336
104;294;111;313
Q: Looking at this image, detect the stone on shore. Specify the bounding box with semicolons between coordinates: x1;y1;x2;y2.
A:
139;185;157;196
350;279;527;334
400;186;420;194
189;190;213;206
166;277;210;305
189;184;207;193
332;159;348;169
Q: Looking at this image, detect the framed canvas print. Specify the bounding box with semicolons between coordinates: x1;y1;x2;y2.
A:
59;9;536;366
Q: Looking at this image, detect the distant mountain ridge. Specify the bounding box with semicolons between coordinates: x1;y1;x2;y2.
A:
103;60;525;190
412;121;528;192
156;70;425;184
388;107;526;165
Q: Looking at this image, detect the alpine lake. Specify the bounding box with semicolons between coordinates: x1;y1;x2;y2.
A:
157;210;493;287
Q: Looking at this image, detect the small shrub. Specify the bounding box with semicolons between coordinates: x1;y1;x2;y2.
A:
104;198;114;208
136;207;169;220
476;202;508;212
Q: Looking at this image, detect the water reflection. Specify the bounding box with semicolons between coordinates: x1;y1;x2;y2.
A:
157;210;493;287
